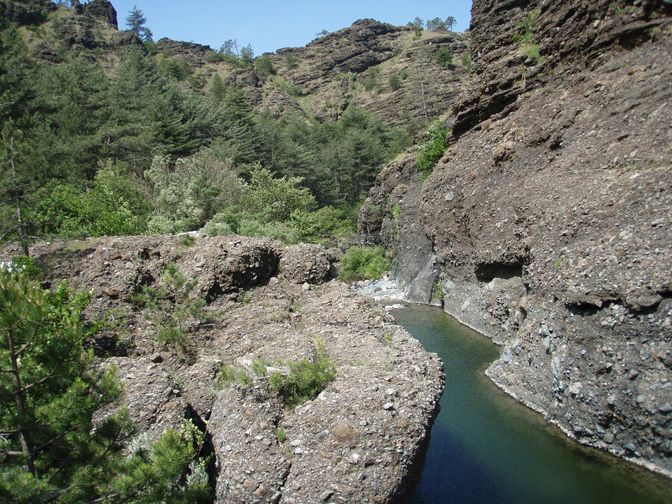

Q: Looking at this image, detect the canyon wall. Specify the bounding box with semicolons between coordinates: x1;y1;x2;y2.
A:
362;0;672;475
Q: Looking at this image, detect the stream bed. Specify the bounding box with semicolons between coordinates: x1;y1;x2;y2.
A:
392;304;672;504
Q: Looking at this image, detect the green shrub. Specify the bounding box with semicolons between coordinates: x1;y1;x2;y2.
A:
138;263;206;353
416;121;449;174
435;47;453;68
524;43;541;61
274;427;286;443
0;270;210;501
217;364;237;386
388;74;401;91
241;166;315;222
338;245;391;282
363;67;381;91
251;358;269;376
289;206;355;244
274;76;305;96
255;55;276;76
238;217;301;244
269;340;336;407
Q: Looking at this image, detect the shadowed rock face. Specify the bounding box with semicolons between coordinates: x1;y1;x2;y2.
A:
360;0;672;476
1;0;56;25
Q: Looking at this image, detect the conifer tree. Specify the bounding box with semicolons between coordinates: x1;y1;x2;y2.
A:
125;5;153;42
0;268;211;502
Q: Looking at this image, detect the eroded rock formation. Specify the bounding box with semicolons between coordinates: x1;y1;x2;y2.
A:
360;0;672;476
2;236;443;503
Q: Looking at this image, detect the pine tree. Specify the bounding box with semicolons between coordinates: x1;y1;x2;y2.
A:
0;268;211;502
125;6;153;42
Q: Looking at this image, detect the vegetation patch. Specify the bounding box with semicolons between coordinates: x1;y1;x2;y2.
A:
134;263;206;354
339;246;391;282
0;269;211;501
269;339;336;407
416;121;450;175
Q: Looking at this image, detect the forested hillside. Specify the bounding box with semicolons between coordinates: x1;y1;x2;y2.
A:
0;0;468;252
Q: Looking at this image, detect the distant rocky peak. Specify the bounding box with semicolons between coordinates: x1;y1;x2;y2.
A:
83;0;118;29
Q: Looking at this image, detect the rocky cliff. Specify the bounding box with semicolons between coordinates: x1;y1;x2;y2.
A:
2;236;443;503
361;0;672;477
5;0;141;63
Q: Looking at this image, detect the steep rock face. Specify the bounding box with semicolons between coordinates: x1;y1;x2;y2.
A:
454;0;672;136
83;0;118;29
2;236;443;503
11;1;141;64
361;0;672;476
359;152;439;303
268;20;469;125
426;1;672;475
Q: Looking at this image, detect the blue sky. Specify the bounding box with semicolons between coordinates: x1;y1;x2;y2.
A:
111;1;473;54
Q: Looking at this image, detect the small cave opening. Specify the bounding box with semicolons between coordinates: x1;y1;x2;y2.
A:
205;280;225;304
474;261;524;282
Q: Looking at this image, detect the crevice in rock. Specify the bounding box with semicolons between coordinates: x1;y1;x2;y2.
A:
565;300;614;316
475;260;524;282
205;280;224;304
184;403;218;501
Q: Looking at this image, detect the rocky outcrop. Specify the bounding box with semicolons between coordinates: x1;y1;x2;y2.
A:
10;0;141;63
279;243;334;284
453;0;672;137
268;20;469;125
359;152;439;304
83;0;118;29
3;235;443;503
156;38;212;67
194;19;469;127
360;0;672;477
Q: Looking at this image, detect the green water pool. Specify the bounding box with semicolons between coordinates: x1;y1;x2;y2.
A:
392;304;672;504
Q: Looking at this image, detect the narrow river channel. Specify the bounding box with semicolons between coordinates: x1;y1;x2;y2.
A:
392;304;672;504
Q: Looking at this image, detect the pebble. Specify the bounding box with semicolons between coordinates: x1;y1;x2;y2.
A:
657;402;672;414
383;402;395;410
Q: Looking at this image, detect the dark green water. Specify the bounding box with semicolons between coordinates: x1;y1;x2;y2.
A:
392;305;672;504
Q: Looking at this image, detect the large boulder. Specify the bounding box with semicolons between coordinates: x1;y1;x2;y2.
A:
279;243;332;284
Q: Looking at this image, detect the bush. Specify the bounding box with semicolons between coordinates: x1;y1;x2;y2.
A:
254;55;275;76
269;339;336;407
416;121;449;174
289;206;355;244
435;47;453;68
238;217;301;244
0;271;210;501
145;155;242;234
388;74;401;91
338;245;390;282
240;165;315;222
137;263;206;353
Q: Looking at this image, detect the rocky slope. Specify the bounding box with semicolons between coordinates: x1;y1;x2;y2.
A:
360;0;672;477
4;0;141;64
1;236;443;503
8;1;469;131
165;19;469;128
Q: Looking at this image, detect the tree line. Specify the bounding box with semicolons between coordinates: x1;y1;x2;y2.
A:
0;15;410;250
